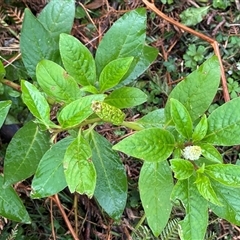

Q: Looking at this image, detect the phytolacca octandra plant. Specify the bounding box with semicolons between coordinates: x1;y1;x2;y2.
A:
113;56;240;239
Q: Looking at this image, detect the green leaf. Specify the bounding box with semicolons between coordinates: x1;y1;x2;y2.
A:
170;98;193;139
118;45;158;87
3;121;50;186
64;133;96;197
31;137;74;198
171;176;208;240
38;0;75;37
36;60;81;104
59;33;96;86
95;8;146;76
204;98;240;145
0;60;6;79
92;101;125;125
180;6;210;26
57;94;105;128
104;87;147;108
21;80;54;128
0;100;11;128
95;9;157;86
165;56;220;122
205;164;240;187
113;128;175;162
88;130;127;220
136;109;165;128
139;161;173;237
0;175;31;223
170;159;194;180
198;143;222;163
192;114;208;142
20;9;59;78
99;57;134;92
210;180;240;225
195;173;222;206
213;0;231;9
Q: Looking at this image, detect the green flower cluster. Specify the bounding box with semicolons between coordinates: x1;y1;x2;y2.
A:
91;101;125;125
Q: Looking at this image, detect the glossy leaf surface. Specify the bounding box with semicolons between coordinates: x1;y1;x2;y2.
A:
139;161;173;236
4;121;50;186
38;0;75;37
60;33;96;86
20;9;59;78
171;176;208;240
104;87;147;108
58;94;105;128
99;57;133;92
64;134;96;197
170;98;193;139
170;159;194;180
31;137;74;198
21;80;54;128
205;164;240;187
113;128;175;162
36;60;80;103
0;100;11;128
165;56;220;121
89;130;127;220
198;143;222;163
210;180;240;225
195;173;222;206
204;98;240;145
0;176;31;223
192;114;208;142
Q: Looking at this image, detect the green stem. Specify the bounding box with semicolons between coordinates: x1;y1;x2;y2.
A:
133;213;146;232
121;121;144;131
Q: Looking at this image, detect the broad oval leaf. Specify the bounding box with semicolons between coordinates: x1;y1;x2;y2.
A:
104;87;147;108
64;133;96;197
38;0;75;37
195;173;222;206
210;180;240;225
205;164;240;187
57;94;105;129
170;98;193;139
139;161;173;237
165;56;220;122
60;33;96;86
171;176;208;240
0;100;11;128
20;9;59;78
3;121;50;186
88;130;127;220
99;57;134;92
0;176;31;223
204;97;240;145
95;8;146;76
113;128;175;162
31;137;74;198
170;159;194;180
36;60;81;104
21;80;54;128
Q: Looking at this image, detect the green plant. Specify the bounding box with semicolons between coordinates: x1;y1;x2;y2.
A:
1;1;240;240
113;56;240;239
227;77;240;98
183;44;208;70
0;0;157;231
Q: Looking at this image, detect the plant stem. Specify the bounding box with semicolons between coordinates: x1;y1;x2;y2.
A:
74;193;79;237
134;213;146;232
0;79;21;92
121;121;144;131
